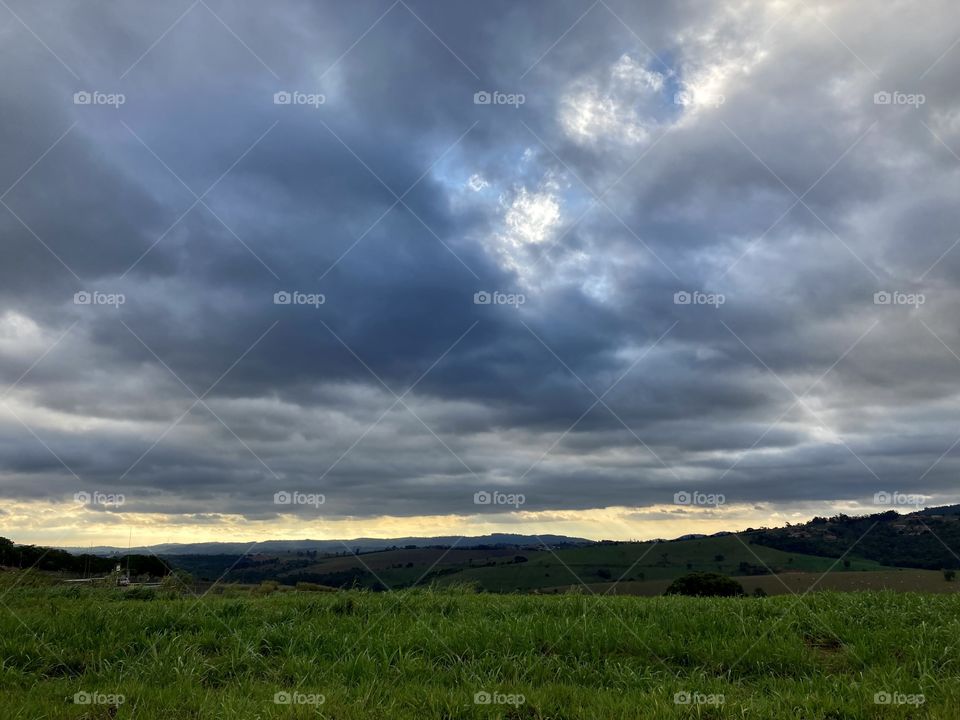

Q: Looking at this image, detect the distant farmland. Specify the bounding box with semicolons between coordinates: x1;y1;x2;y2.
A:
167;534;898;592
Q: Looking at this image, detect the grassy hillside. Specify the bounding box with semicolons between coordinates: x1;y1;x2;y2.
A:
1;574;958;718
166;535;890;592
431;535;887;591
544;569;960;596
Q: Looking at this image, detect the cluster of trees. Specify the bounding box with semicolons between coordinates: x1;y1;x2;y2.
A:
748;511;960;571
0;537;170;577
665;572;745;597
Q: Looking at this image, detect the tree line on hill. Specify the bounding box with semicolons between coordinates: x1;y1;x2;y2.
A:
0;537;170;577
748;509;960;570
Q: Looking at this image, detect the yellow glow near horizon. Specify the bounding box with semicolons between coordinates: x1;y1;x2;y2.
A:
0;499;885;548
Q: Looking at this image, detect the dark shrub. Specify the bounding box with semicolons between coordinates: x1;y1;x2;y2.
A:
664;572;745;597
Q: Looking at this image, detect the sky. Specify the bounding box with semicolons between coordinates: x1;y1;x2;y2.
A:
2;0;960;548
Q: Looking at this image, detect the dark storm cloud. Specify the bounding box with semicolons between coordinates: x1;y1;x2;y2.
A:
2;0;960;533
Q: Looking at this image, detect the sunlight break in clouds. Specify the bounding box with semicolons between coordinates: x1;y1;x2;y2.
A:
559;54;666;145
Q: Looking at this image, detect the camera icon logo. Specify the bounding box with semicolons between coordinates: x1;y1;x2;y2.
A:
274;491;292;505
73;91;92;105
873;291;891;305
73;692;92;705
674;691;692;705
74;291;92;305
873;491;891;505
673;491;692;505
673;291;691;305
874;91;892;105
274;691;292;704
874;692;891;704
474;490;492;505
74;491;91;504
274;91;292;105
474;691;492;704
274;291;292;305
473;291;492;305
474;91;491;105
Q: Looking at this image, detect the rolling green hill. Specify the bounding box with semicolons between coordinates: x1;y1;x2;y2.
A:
430;535;888;591
164;534;889;592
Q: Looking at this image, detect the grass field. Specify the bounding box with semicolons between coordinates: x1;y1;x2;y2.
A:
543;569;960;596
1;572;958;718
432;535;889;591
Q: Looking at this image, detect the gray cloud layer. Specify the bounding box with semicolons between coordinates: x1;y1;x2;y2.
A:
2;0;960;527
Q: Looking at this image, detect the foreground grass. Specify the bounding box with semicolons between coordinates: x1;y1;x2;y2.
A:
0;577;958;718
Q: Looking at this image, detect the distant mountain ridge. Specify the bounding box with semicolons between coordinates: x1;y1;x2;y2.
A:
61;533;593;557
44;504;960;569
12;505;960;589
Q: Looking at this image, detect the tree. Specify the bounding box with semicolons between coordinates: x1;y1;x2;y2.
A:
664;572;745;597
0;537;15;566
